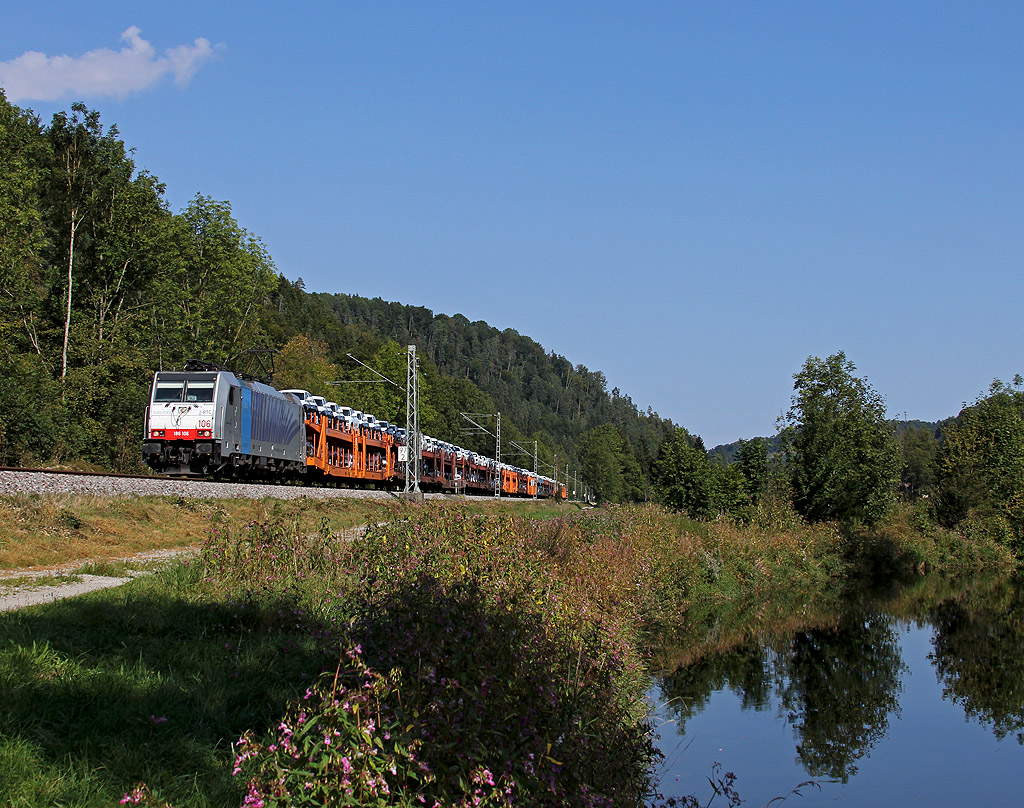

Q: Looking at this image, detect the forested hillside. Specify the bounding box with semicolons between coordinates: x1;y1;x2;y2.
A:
313;292;675;474
1;96;279;468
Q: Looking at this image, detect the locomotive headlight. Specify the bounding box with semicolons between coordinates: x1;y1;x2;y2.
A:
151;429;165;437
197;429;212;437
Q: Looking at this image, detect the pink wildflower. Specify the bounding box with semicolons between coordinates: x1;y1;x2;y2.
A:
242;782;265;808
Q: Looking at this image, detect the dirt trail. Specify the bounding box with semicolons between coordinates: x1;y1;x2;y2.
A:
0;548;194;613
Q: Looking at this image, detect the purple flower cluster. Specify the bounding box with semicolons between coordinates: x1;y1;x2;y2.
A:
233;647;432;806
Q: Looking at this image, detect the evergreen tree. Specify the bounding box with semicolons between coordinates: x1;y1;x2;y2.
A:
735;437;771;505
653;428;745;519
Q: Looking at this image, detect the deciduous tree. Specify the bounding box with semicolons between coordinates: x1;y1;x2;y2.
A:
935;379;1024;552
0;91;48;364
898;426;938;500
46;103;127;381
164;195;277;364
273;335;340;395
780;352;900;525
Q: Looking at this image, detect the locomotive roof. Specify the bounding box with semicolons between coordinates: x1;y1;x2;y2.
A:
154;370;219;380
153;370;293;398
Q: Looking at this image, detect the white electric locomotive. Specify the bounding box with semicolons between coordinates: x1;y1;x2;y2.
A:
142;363;306;476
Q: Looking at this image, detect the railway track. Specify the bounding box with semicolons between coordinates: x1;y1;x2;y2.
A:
0;467;403;500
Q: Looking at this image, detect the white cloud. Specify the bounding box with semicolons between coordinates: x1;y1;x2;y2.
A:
0;26;221;102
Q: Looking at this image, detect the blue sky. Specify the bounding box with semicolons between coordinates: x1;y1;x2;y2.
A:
3;2;1022;447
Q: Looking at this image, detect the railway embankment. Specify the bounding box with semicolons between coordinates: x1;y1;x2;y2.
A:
0;468;405;500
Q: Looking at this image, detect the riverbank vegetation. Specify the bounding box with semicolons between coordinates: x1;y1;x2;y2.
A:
1;496;1014;806
651;353;1024;566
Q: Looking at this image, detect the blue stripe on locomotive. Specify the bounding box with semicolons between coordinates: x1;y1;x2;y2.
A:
241;387;252;454
248;388;302;446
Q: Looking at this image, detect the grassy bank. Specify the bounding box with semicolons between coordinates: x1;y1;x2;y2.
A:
0;498;1014;806
0;494;570;570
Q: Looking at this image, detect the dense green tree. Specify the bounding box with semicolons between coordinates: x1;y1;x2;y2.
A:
935;379;1024;551
273;335;341;394
161;195;277;365
653;428;717;517
44;106;173;464
0;354;83;465
898;426;938;500
1;102;169;466
0;91;48;365
653;428;745;518
780;353;900;525
83;169;169;364
735;437;771;504
427;375;500;455
46;103;134;381
620;440;649;502
578;424;631;503
337;341;437;430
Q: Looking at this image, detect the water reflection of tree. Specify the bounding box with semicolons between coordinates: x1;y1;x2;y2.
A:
777;615;905;782
929;581;1024;744
657;644;774;730
657;616;906;783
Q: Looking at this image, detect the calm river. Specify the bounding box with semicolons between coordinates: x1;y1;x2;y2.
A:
649;576;1024;806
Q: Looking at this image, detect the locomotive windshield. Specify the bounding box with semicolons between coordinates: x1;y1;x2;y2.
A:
153;381;185;402
153;375;217;403
185;380;215;402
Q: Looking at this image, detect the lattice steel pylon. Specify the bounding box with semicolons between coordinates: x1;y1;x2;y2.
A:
404;345;421;493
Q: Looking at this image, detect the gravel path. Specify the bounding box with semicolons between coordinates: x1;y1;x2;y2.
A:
0;549;194;613
1;573;149;612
